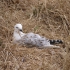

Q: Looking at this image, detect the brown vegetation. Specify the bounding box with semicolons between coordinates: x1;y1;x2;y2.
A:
0;0;70;70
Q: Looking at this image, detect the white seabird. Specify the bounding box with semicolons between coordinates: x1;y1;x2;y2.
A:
13;24;63;48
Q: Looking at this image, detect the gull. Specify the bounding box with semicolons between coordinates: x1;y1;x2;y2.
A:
13;24;63;48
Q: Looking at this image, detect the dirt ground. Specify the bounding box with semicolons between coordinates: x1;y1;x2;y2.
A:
0;0;70;70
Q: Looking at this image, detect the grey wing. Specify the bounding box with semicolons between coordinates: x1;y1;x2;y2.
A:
39;37;51;46
21;32;51;47
21;33;38;46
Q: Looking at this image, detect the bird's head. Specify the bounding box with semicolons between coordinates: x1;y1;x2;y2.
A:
14;23;23;32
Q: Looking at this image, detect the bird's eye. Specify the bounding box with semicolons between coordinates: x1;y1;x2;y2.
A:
16;27;18;28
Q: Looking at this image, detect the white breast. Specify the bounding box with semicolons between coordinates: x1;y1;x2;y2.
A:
13;31;25;43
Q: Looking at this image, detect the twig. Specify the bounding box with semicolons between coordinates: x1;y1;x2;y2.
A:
5;51;9;63
61;15;69;36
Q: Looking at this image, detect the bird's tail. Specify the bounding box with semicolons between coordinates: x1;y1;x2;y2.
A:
49;39;63;44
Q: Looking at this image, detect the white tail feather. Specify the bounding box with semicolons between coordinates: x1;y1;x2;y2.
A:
38;45;60;49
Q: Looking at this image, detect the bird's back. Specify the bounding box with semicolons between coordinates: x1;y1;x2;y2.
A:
21;32;50;47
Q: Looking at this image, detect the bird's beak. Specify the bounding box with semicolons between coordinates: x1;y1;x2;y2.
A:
19;29;22;32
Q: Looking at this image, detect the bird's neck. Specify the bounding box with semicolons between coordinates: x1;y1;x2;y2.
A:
13;30;25;43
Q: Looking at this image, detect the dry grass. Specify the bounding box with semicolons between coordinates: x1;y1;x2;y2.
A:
0;0;70;70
